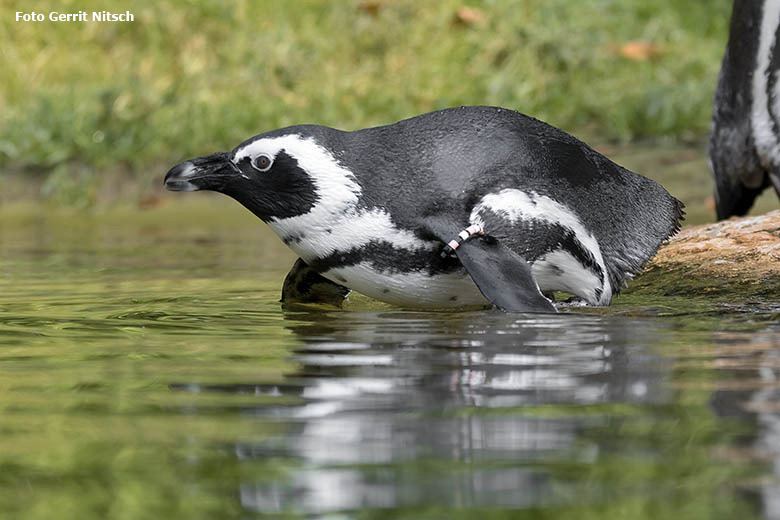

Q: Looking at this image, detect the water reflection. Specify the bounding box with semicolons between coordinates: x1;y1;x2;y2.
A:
709;324;780;520
1;205;775;518
172;311;674;514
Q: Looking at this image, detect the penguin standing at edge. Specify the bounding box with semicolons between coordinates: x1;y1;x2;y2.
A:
709;0;780;220
164;106;684;313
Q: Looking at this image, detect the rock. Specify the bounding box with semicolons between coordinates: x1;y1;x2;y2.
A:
622;210;780;305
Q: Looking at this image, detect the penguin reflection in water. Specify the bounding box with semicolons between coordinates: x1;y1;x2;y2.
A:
165;106;683;312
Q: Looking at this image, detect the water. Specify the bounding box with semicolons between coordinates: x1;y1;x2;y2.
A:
1;198;779;519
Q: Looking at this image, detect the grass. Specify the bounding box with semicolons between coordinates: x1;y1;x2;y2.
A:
1;0;733;203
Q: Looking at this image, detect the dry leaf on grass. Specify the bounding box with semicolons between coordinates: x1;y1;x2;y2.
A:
453;7;485;26
611;40;661;61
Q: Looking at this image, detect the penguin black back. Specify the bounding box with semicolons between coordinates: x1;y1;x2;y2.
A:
336;107;684;292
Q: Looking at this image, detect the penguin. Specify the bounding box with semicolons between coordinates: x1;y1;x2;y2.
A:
164;106;683;313
709;0;780;220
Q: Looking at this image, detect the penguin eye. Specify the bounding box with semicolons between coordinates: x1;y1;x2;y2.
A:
252;154;273;172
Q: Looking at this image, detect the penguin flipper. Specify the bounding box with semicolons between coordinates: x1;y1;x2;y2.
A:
281;258;350;306
420;217;556;313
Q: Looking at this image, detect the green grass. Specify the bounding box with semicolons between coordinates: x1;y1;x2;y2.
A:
1;0;732;199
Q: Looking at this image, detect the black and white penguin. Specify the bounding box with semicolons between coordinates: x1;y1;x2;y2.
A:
709;0;780;220
164;106;683;313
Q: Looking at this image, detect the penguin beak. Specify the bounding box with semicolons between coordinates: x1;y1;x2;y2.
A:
164;152;234;192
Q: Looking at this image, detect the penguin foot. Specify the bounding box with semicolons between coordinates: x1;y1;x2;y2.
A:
281;258;350;307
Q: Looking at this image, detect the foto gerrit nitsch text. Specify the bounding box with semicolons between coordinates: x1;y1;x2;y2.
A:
16;11;134;22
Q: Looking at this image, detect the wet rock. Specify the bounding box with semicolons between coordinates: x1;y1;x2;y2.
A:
624;210;780;303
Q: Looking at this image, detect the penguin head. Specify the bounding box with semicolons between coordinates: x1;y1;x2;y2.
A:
164;127;355;222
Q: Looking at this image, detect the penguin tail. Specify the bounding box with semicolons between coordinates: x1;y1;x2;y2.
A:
708;121;767;220
714;181;766;220
602;185;685;299
671;197;686;236
639;193;685;269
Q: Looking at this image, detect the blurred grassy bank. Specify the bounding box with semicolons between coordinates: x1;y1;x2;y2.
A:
1;0;733;206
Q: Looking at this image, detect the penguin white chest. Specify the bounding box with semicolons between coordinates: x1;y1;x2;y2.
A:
752;0;780;169
268;208;487;308
323;262;487;308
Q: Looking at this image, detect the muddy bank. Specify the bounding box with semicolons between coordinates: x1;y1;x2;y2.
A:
623;210;780;304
